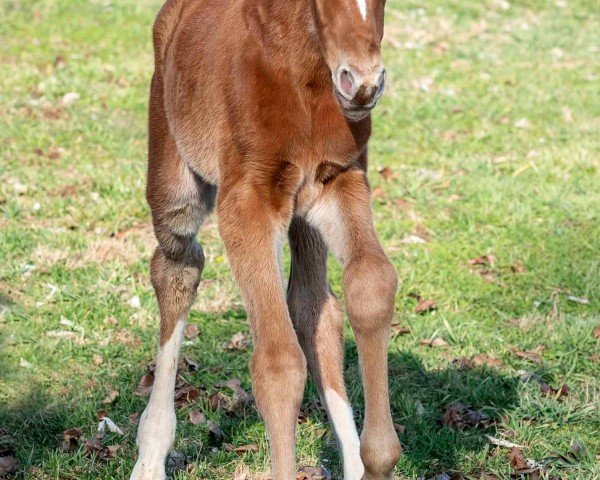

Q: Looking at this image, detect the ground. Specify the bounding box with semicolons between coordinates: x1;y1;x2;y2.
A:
0;0;599;479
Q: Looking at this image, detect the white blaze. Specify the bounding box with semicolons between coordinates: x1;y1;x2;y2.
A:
355;0;367;20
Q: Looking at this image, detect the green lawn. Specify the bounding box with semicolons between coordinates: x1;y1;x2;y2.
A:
1;0;599;479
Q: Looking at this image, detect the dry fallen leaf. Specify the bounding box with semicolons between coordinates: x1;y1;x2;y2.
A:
443;402;492;429
391;323;411;336
224;443;259;454
393;423;406;434
83;434;121;462
511;345;545;363
540;382;570;399
455;354;504;369
507;447;538;474
223;331;250;351
412;224;430;242
420;337;447;348
184;323;200;339
296;465;333;480
60;428;83;452
468;255;496;267
0;452;18;477
371;186;385;199
135;372;154;396
472;354;504;368
189;410;206;425
415;299;437;314
207;421;224;444
102;389;119;404
379;166;394;182
181;355;199;371
510;260;526;274
174;385;201;408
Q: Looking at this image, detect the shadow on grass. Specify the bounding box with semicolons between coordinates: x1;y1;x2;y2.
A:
0;327;520;479
328;343;521;477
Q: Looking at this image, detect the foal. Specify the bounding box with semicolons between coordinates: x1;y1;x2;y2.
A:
131;0;400;478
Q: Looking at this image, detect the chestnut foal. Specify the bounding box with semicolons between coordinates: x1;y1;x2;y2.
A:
131;0;400;478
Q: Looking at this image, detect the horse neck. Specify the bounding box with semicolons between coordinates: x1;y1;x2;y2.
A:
256;0;330;89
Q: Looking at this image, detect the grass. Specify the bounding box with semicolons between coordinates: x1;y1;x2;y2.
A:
0;0;599;478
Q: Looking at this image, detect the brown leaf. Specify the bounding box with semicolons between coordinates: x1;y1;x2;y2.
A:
455;353;504;370
0;454;18;477
393;423;406;434
468;254;495;267
540;382;570;399
102;389;119;404
415;299;437;314
508;447;529;471
412;224;430;242
96;410;108;421
420;337;447;348
593;325;600;339
472;354;504;368
224;443;259;454
394;198;413;211
511;345;544;363
103;316;118;325
184;323;200;339
207;421;224;444
180;355;199;371
60;428;83;452
128;412;140;424
379;166;394;182
54;55;67;68
443;402;492;429
174;385;201;408
297;466;332;480
83;434;119;462
208;392;231;412
510;260;526;274
217;378;253;404
189;410;206;425
135;373;155;396
371;187;385;199
452;357;475;370
391;323;411;336
223;331;250;351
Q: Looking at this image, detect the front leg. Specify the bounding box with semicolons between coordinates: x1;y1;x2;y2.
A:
306;168;401;479
217;173;307;480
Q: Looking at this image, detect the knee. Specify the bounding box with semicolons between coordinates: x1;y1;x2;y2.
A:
150;246;204;295
250;341;307;403
344;255;397;334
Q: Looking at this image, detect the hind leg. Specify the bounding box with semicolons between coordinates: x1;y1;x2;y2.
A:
130;102;216;479
287;217;364;480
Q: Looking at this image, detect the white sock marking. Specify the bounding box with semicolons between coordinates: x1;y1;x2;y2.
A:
131;321;185;480
324;389;364;480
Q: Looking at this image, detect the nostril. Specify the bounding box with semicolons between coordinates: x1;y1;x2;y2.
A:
339;68;355;97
